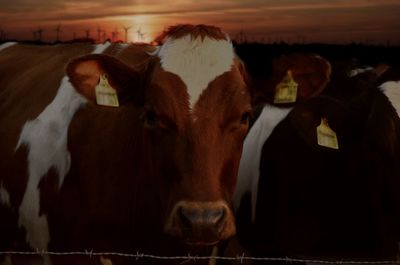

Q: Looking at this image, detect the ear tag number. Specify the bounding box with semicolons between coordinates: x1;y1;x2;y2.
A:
317;118;339;149
274;70;298;104
95;74;119;107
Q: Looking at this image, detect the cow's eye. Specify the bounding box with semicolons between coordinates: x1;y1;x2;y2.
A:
143;110;159;127
240;111;251;125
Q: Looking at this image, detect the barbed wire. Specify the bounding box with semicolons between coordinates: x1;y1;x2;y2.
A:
1;250;400;264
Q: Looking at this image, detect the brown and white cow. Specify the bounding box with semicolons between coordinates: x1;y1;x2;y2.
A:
0;24;251;264
234;60;400;261
233;53;332;221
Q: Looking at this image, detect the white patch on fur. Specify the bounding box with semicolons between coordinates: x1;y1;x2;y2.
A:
0;181;11;207
15;42;112;251
348;66;373;77
155;35;235;109
0;42;17;52
148;46;160;56
93;41;112;54
16;76;86;250
233;104;292;222
380;80;400;117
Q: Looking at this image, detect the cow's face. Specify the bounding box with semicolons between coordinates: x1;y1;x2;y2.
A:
66;26;251;246
143;58;251;245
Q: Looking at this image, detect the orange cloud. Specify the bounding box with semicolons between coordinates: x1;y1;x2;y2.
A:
1;0;399;44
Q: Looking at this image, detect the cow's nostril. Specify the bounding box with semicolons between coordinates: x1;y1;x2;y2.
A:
206;207;225;226
179;206;195;229
209;207;227;234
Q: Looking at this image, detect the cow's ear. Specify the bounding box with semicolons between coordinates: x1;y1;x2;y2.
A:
252;54;332;106
283;54;332;101
66;54;145;106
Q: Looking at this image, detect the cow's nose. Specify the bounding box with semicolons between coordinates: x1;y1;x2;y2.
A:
173;203;228;245
165;200;236;245
179;205;226;232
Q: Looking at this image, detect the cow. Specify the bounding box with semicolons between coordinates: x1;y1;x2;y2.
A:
233;53;332;221
234;59;400;263
0;24;251;264
220;53;331;261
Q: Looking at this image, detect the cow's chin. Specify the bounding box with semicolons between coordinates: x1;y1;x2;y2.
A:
174;228;225;246
185;239;220;246
167;231;223;247
163;226;223;246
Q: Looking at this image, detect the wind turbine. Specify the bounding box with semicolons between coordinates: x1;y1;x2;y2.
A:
136;27;145;41
0;28;6;41
97;25;102;42
55;24;62;42
112;27;119;42
85;29;91;39
102;29;107;41
37;26;44;42
122;25;131;43
236;30;246;43
296;34;306;44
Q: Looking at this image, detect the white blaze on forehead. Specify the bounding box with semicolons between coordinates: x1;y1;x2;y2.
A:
0;181;11;207
0;42;17;52
156;35;235;108
233;104;292;222
380;80;400;117
16;42;113;251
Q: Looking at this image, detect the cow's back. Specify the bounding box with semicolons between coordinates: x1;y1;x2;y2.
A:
0;42;155;255
0;42;154;195
0;45;92;214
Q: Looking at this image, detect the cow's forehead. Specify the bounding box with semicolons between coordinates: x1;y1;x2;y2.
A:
153;35;235;110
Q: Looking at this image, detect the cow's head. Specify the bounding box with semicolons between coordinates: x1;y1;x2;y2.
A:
66;24;251;245
252;53;332;106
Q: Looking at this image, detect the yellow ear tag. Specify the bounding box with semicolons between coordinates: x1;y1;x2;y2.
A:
95;74;119;107
273;70;298;104
317;118;339;149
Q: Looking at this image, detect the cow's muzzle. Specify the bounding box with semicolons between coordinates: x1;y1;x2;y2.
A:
165;201;236;245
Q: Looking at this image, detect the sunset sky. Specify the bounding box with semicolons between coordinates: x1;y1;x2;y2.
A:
1;0;400;44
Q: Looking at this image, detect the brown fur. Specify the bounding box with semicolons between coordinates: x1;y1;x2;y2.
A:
0;24;251;264
154;24;228;44
0;43;95;211
66;54;147;104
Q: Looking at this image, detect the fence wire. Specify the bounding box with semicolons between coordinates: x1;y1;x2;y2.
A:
1;250;400;264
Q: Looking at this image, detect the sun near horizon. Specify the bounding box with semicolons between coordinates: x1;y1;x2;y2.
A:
1;0;400;45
